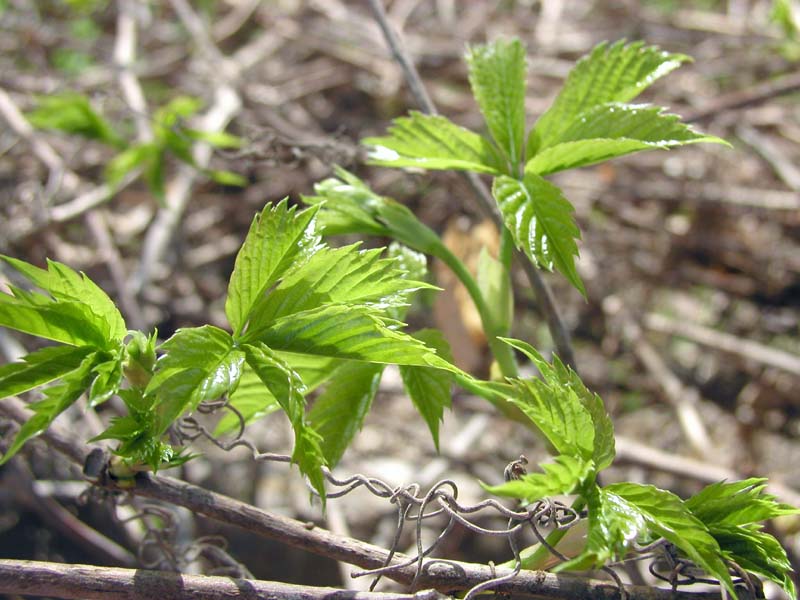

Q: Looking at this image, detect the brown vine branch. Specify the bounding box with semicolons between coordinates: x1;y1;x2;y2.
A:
0;559;450;600
0;396;747;600
364;0;577;369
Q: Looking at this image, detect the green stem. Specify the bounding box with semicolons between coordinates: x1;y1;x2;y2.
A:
503;496;587;570
433;244;518;378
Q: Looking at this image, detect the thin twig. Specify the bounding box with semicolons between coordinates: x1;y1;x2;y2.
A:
364;0;577;369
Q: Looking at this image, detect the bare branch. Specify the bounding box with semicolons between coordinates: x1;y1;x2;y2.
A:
0;559;451;600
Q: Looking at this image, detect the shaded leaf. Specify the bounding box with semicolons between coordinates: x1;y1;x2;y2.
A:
0;345;92;399
399;329;453;450
492;173;584;295
243;342;326;499
214;363;280;436
308;361;384;467
364;112;505;175
476;249;512;334
0;351;99;465
26;92;124;148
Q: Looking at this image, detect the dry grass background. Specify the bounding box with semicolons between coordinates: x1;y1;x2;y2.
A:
0;0;799;597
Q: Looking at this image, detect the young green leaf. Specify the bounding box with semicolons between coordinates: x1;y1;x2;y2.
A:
686;479;800;598
26;92;125;148
2;256;126;346
527;103;729;176
246;304;453;370
363;112;506;175
242;342;326;498
88;354;123;407
147;325;244;435
226;201;321;336
500;338;616;471
106;143;156;187
482;454;594;504
247;244;434;325
492;172;584;296
558;482;735;597
0;351;99;465
528;40;690;155
466;38;527;169
308;361;384;467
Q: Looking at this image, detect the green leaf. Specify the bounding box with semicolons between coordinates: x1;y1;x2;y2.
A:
492;173;584;296
183;128;244;148
247;304;454;370
363;112;506;175
2;256;126;345
26;92;125;148
88;354;123;407
308;361;384;467
248;244;434;325
466;38;527;169
686;479;800;598
214;363;280;436
206;169;247;187
225;201;321;336
302;169;444;255
243;342;326;499
482;455;594;503
0;351;99;465
686;478;800;527
527;103;729;176
528;40;690;155
476;249;513;334
147;325;244;435
500;338;614;470
0;296;113;348
399;329;453;451
560;482;735;597
302;168;391;237
106;143;156;186
0;345;92;399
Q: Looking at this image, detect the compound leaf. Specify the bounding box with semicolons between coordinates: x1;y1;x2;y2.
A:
364;112;505;175
559;482;735;597
466;38;527;169
213;364;280;437
492;173;583;296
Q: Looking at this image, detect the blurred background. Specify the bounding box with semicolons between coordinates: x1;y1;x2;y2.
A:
0;0;798;598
